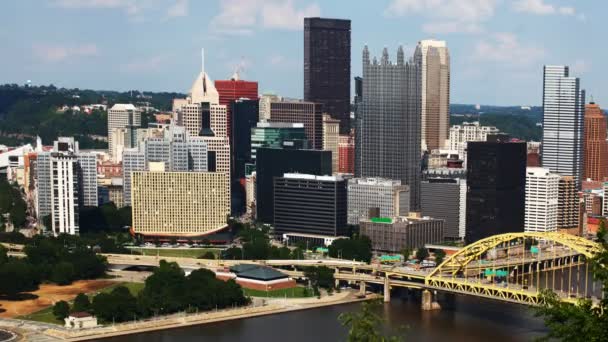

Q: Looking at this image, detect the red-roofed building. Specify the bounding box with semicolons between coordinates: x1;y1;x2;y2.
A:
215;75;258;138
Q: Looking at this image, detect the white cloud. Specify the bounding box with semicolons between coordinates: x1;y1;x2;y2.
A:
166;0;188;18
53;0;142;15
33;43;99;63
209;0;320;36
472;32;546;67
512;0;578;16
385;0;497;34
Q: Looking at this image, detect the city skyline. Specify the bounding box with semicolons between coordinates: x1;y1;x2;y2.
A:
0;0;604;106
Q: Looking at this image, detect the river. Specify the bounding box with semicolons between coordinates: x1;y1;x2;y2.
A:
99;293;547;342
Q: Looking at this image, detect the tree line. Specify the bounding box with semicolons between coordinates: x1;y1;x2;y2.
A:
0;179;27;230
53;260;249;323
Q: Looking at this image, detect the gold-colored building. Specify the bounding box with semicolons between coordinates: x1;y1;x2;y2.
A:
131;167;229;237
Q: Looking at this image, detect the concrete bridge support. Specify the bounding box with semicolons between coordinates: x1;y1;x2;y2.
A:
359;281;366;296
383;277;390;303
421;290;441;311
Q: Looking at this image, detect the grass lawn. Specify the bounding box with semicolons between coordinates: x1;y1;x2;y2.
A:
129;248;221;259
243;286;312;298
17;282;144;325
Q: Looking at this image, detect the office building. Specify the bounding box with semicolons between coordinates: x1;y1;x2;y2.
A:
245;172;256;216
269;99;324;150
448;121;500;164
215;73;258;138
131;163;229;238
322;114;340;173
465;141;526;244
259;93;281;121
230;99;259;214
37;137;97;235
338;133;354;174
347;177;409;225
304;17;351;133
355;46;421;209
583;102;608;182
360;216;444;252
250;122;308;161
542;65;585;187
274;173;347;237
525;167;559;232
558;176;579;231
255;148;331;223
414;40;450;151
421;177;466;240
108;104;141;161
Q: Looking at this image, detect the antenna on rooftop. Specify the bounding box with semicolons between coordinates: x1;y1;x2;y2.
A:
201;47;205;77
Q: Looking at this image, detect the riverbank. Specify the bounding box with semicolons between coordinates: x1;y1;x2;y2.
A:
0;290;374;341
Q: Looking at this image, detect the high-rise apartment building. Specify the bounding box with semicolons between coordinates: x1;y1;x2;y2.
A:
448;121;500;163
525;167;559;232
215;73;258;139
274;173;347;237
355;46;421;210
338;133;354;174
255;148;331;224
542;65;585;188
558;175;579;231
421;177;467;240
466;141;526;244
122;148;146;206
131;163;229;238
322;114;340;173
108;104;141;161
304;17;351;134
36;137;97;235
347;178;409;225
583;102;608;182
259;93;281;121
414;40;450;152
144;125;208;172
269;99;324;150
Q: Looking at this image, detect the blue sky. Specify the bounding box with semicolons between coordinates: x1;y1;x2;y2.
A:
0;0;605;106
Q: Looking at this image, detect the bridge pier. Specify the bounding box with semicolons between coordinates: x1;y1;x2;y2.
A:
359;281;366;296
383;277;390;303
421;290;441;311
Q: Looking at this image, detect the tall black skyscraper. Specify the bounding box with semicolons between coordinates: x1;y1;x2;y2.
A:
304;17;351;134
230;98;259;214
255;148;332;224
465;141;526;244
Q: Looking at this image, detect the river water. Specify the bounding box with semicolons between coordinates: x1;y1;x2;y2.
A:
100;292;547;342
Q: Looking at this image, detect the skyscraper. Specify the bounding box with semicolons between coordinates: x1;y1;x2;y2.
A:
230;98;259;214
414;40;450;152
338;133;354;174
541;65;585;188
269;99;324;150
421;177;467;240
524;167;559;233
304;17;351;134
355;46;421;210
215;73;258;139
583;102;608;182
322;114;340;173
466;141;526;244
108;104;141;161
255;148;331;224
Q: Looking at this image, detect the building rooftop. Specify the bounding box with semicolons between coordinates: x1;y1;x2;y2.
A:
110;104;137;111
230;264;288;281
283;173;340;181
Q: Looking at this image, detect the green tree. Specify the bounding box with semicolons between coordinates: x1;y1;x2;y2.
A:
52;300;70;320
304;266;335;290
535;221;608;341
339;300;402;342
72;293;91;313
291;247;304;259
0;245;7;265
400;248;412;261
434;250;446;264
329;236;372;262
51;261;76;285
415;248;429;261
0;259;39;298
137;260;186;315
199;251;216;259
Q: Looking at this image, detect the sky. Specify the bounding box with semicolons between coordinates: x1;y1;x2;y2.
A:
0;0;605;106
